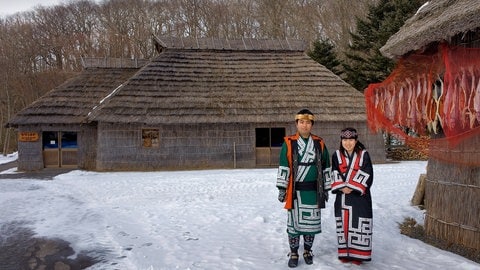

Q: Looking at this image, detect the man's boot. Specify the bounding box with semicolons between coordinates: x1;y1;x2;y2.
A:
303;249;313;265
288;252;299;268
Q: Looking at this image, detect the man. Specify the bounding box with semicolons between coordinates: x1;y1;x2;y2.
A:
276;109;332;268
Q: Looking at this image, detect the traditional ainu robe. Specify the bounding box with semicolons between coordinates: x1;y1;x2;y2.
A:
276;133;331;236
331;149;373;261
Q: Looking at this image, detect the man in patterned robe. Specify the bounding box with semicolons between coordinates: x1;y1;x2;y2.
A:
331;127;373;265
276;109;332;268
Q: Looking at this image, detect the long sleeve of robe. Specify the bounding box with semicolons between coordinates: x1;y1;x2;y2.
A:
331;149;373;261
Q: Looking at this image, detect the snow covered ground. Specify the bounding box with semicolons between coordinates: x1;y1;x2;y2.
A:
0;153;478;269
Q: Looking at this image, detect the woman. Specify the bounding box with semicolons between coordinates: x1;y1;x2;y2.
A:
331;127;373;265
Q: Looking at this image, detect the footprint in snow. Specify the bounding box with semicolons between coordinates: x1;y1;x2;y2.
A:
183;232;199;241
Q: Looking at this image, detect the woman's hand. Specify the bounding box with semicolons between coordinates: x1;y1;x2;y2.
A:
341;187;352;194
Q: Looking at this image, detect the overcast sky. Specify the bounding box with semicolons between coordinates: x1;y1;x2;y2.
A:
0;0;67;17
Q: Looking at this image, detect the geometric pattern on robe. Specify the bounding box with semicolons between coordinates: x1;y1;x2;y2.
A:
331;149;373;261
276;135;330;236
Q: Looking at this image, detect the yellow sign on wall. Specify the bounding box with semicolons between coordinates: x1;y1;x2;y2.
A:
19;132;39;142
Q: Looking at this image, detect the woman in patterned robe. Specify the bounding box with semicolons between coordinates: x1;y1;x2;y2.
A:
331;127;373;265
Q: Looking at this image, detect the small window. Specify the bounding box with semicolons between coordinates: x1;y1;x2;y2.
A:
142;129;159;147
270;128;285;147
61;132;78;148
42;131;59;149
256;128;285;147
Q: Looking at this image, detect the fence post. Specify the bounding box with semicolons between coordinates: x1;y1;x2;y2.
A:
233;142;236;168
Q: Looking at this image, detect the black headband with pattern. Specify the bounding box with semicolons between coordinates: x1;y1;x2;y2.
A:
340;129;358;139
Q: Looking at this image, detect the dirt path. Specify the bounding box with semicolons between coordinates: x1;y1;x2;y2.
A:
0;222;99;270
0;163;100;269
0;161;73;180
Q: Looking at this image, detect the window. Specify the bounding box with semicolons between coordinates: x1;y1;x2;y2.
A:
255;128;285;147
142;129;159;147
42;131;58;149
42;131;78;149
270;128;285;147
61;132;78;148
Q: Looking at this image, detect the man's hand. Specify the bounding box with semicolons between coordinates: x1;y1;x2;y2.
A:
278;188;286;202
323;191;329;202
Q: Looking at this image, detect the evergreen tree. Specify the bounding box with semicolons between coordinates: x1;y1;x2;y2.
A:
343;0;425;92
307;38;343;77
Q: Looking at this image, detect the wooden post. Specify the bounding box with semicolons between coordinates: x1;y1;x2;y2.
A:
2;128;11;156
233;142;236;168
411;173;426;207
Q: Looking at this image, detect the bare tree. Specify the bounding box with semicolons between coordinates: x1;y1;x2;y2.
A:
226;0;259;38
0;0;380;152
255;0;290;38
315;0;379;57
63;1;101;62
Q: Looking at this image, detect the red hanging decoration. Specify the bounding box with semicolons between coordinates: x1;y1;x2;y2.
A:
365;44;480;166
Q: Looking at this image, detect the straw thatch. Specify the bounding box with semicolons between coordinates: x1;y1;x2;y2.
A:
87;36;366;125
6;61;146;127
7;37;367;127
155;36;307;51
425;145;480;250
381;0;480;58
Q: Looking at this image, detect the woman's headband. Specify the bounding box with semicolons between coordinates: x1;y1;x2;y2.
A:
340;129;358;139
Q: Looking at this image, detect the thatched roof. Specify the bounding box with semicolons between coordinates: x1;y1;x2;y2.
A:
86;36;365;124
381;0;480;58
155;36;307;51
6;65;143;127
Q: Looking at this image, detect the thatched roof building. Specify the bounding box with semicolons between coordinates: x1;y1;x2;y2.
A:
8;37;385;171
375;0;480;255
381;0;480;58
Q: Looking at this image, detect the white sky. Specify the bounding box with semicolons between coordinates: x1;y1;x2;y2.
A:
1;153;479;269
0;0;67;17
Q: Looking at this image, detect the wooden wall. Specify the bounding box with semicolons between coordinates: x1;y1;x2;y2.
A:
16;126;44;171
95;122;256;171
14;120;385;171
93;120;385;171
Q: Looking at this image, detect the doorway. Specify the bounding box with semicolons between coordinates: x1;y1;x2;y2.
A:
42;131;78;168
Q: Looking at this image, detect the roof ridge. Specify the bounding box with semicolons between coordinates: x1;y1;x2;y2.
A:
153;36;306;52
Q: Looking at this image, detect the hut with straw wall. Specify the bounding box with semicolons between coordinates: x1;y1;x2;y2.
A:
375;0;480;252
7;37;385;171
